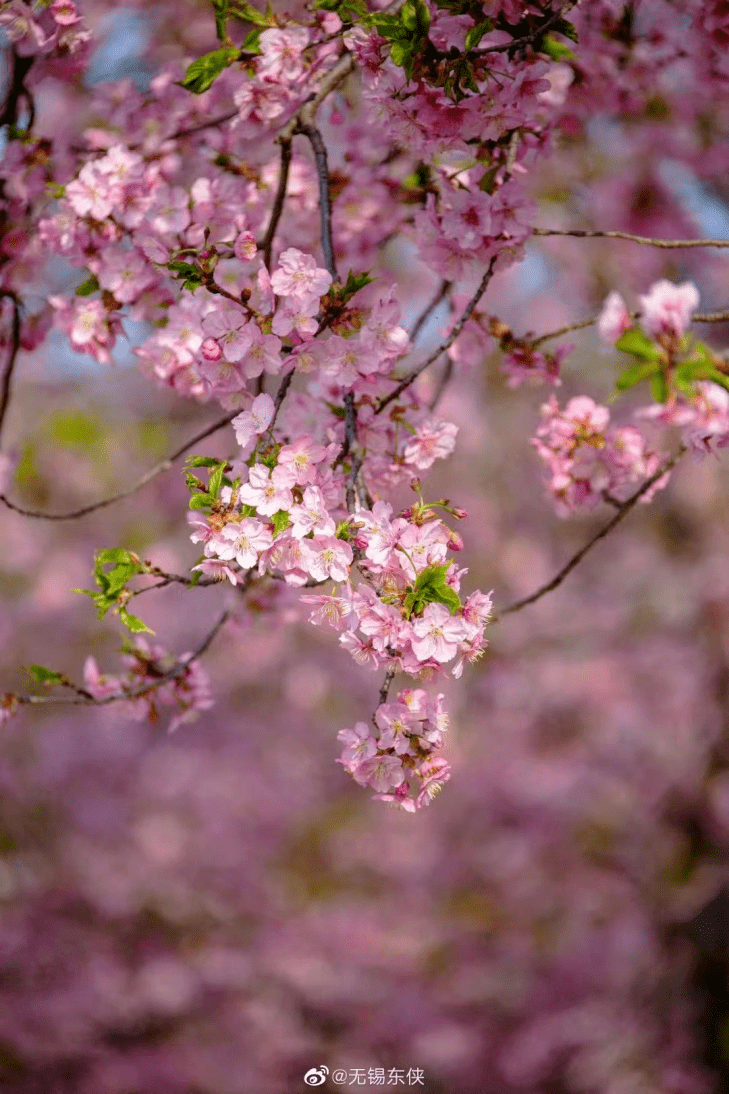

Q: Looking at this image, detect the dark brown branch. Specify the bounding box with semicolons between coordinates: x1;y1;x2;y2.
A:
376;255;498;415
494;447;687;620
0;293;21;443
297;122;337;281
378;667;396;706
0;410;239;521
260;138;292;270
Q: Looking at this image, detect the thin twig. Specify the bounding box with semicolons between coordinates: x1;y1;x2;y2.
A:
376;256;498;415
0;410;239;521
533;228;729;249
532;309;729;348
476;1;577;57
494;447;687;620
409;279;451;346
0;294;21;442
378;667;396;706
270;369;295;430
260;138;292;270
335;392;357;478
14;609;230;708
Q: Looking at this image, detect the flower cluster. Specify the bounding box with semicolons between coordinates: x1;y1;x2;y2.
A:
533;396;665;516
337;689;452;811
83;640;213;734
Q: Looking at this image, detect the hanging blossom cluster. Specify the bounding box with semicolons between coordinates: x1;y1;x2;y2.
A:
3;0;729;812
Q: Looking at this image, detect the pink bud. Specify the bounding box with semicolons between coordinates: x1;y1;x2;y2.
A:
201;337;222;361
451;507;467;520
448;531;464;551
234;231;257;262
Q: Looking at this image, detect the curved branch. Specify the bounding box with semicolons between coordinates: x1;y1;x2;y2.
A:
297;122;338;281
260;137;292;270
376;255;498;414
494;447;687;620
0;410;238;521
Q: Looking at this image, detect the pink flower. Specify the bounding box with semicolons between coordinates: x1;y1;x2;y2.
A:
301;591;357;630
289;486;336;539
638;280;699;339
352;752;406;794
277;435;328;485
410;603;468;664
403;419;458;470
303;535;353;583
191;559;238;584
337;721;377;769
214;518;273;569
257;26;310;83
597;290;631;345
96;248;154;304
201;304;250;361
51;0;81;26
232;393;275;448
238;463;295;516
270;248;332;304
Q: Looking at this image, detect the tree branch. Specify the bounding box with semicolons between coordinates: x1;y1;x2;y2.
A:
494;447;687;620
13;609;230;709
532;227;729;249
376;256;498;414
260;137;292;270
409;279;452;346
297;122;338;281
0;293;21;443
532;309;729;348
0;410;239;521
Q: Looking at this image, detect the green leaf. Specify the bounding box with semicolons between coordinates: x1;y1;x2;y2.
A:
615;360;657;391
390;39;417;77
26;664;67;686
615;327;661;362
340;269;375;303
465;20;492;50
540;32;576;61
707;369;729;394
181;278;203;293
186;455;222;469
208;462;226;499
180;47;239;95
75;275;99;297
228;0;270;26
651;370;669;403
189;493;214;510
271;509;291;537
242;27;263;52
428;583;462;613
167;260;199;277
118;607;155;635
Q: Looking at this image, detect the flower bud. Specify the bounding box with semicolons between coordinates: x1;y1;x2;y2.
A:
201;337;222;361
197;247;219;275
